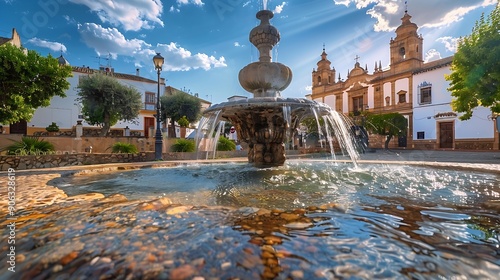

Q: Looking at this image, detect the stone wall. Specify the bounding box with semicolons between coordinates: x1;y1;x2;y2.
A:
0;153;154;171
455;139;496;150
413;138;497;150
0;151;253;171
0;135;179;154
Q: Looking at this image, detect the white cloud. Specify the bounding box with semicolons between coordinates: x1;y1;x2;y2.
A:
273;2;287;14
436;36;460;52
158;42;227;71
176;0;204;6
78;23;152;59
421;6;476;29
63;15;77;25
78;23;226;71
424;49;442;62
169;6;180;13
333;0;496;32
27;38;67;53
234;42;244;47
333;0;351;6
69;0;164;31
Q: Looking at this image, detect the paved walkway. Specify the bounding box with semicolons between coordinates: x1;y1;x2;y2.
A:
357;149;500;164
6;149;500;176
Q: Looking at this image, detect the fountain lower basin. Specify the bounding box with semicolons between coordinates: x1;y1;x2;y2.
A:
3;159;499;279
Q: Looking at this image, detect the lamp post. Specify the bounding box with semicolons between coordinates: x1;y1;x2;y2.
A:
153;53;164;160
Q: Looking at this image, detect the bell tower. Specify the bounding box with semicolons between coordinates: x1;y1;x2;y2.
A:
312;46;335;87
390;11;423;72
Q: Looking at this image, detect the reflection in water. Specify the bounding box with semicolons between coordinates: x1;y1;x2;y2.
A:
62;161;499;210
5;161;499;279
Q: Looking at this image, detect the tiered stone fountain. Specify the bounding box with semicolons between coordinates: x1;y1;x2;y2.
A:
204;9;349;167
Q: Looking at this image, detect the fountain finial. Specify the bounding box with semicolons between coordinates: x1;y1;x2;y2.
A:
239;10;292;98
250;10;279;62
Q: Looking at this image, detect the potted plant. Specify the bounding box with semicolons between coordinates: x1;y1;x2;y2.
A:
177;116;190;138
46;122;60;136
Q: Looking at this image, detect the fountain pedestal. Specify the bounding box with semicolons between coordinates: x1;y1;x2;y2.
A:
222;104;288;166
234;10;292;166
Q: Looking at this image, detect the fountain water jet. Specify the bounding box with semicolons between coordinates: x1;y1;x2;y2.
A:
200;9;359;167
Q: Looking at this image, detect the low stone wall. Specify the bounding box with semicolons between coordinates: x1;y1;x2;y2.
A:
0;152;154;171
413;138;497;150
413;140;437;150
0;151;254;171
455;139;495;150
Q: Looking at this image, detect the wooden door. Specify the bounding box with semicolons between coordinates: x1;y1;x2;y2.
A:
9;120;27;135
439;122;453;149
144;117;155;138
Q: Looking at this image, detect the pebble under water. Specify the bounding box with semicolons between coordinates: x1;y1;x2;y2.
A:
1;161;499;279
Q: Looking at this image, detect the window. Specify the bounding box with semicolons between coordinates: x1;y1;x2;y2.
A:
352;96;363;114
317;76;321;85
399;93;406;103
145;92;156;110
419;87;431;104
145;92;156;104
417;131;425;139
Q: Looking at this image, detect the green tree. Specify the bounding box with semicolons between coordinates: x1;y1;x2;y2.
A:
160;93;202;138
446;3;500;120
77;74;142;136
365;112;407;150
0;44;72;124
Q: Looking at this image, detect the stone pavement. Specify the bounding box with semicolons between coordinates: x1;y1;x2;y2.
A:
358;149;500;164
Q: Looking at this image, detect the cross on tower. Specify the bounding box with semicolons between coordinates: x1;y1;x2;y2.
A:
354;55;360;63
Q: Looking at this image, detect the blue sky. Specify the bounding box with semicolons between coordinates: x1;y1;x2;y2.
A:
1;0;497;104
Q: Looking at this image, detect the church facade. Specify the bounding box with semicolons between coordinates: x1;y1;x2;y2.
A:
310;12;499;150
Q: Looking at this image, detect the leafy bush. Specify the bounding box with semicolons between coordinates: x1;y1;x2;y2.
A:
3;136;55;155
111;142;138;153
217;137;236;151
171;139;195;152
45;122;60;132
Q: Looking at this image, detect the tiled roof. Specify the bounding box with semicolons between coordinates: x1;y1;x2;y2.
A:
434;112;457;119
72;66;157;84
413;56;453;74
0;37;11;45
165;86;211;104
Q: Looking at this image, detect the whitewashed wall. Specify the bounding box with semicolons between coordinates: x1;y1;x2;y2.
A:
412;66;493;140
29;71;161;131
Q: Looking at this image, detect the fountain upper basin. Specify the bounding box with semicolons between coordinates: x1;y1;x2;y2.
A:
204;97;331;115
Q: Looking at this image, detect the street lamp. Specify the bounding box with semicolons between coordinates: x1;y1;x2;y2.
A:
153;53;164;160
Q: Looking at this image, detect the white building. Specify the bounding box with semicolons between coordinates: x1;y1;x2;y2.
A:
28;64;165;137
27;62;212;138
412;57;496;150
